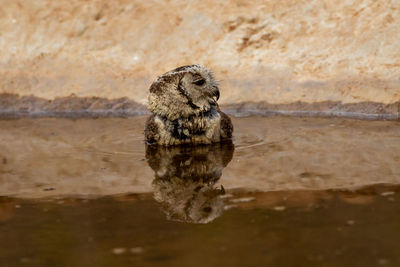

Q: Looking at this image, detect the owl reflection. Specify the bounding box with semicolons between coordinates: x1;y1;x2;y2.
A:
145;65;233;145
146;142;234;224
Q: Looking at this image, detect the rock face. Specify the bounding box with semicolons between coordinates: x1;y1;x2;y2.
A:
0;0;399;111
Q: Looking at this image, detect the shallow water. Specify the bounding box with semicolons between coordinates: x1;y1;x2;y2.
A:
0;116;399;197
0;116;400;266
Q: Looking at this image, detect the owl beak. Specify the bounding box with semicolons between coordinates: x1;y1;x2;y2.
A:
214;89;220;101
206;86;220;102
211;87;220;101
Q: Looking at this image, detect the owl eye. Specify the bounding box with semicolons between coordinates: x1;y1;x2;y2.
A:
193;79;205;86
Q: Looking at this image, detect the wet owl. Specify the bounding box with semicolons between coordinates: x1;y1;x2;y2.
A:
144;65;233;145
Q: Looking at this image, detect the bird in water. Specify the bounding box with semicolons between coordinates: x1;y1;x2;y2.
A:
145;65;233;145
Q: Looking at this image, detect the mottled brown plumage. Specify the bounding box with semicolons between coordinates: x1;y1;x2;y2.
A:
145;65;233;145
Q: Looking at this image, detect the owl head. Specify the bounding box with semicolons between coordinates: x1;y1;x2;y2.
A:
148;65;220;120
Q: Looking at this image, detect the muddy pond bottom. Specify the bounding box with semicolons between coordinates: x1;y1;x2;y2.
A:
0;116;399;266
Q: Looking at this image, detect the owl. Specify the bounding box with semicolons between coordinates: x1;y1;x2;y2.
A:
144;65;233;145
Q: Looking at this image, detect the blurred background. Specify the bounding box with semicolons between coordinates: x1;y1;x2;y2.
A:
0;0;399;115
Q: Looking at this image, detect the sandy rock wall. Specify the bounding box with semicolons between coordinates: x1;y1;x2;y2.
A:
0;0;399;109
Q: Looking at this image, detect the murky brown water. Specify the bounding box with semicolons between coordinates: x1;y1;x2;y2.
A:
0;116;400;266
1;186;400;267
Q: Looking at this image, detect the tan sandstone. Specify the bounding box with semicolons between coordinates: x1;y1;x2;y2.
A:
0;0;399;106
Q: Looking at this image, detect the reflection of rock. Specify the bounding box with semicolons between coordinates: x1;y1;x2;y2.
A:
0;198;15;222
146;142;234;224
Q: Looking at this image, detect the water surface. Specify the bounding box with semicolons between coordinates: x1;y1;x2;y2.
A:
1;185;400;267
0;116;399;266
0;116;399;197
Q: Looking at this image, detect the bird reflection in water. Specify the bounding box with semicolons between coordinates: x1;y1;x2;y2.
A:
145;141;234;224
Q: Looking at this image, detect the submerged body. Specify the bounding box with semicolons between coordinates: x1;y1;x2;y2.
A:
145;65;233;145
